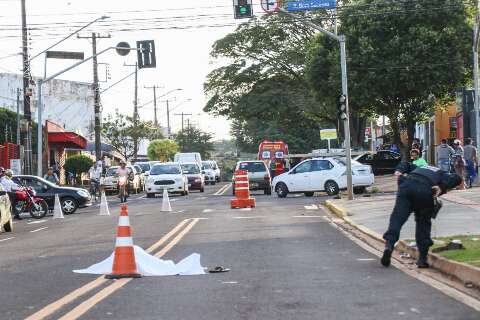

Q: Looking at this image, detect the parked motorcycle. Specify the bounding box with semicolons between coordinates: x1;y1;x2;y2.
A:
14;187;49;219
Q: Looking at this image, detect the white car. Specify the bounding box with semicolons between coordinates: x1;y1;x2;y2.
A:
210;160;221;182
272;157;374;197
201;161;217;185
146;163;189;197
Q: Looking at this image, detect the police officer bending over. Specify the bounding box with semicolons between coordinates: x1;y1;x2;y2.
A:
381;163;462;268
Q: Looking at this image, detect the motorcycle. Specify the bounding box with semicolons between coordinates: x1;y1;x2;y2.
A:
14;187;49;219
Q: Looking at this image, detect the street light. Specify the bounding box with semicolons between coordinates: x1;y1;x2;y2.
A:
35;16;110;177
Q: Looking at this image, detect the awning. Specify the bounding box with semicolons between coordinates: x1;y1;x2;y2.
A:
47;121;87;149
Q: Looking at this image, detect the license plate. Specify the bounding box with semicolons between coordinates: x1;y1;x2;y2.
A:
250;183;259;188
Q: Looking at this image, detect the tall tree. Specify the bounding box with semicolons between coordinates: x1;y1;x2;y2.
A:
147;139;179;162
174;126;215;159
306;0;472;152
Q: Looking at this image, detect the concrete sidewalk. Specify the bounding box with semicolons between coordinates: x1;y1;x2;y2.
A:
328;189;480;240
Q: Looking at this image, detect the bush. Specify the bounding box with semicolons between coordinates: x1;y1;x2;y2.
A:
64;154;94;182
147;139;179;162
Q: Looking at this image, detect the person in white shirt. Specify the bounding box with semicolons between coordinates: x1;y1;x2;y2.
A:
0;168;22;220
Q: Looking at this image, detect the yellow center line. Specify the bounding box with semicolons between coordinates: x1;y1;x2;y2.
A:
25;218;192;320
58;218;201;320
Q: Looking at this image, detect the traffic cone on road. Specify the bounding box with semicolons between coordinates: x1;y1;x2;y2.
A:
231;170;255;209
106;205;141;279
99;191;110;216
53;194;64;219
161;188;172;212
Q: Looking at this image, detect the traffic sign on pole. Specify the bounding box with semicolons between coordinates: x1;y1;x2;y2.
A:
261;0;280;13
287;0;336;12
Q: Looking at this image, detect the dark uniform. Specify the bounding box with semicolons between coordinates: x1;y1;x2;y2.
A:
381;163;462;268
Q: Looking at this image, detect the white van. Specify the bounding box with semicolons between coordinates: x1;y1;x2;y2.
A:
174;153;202;168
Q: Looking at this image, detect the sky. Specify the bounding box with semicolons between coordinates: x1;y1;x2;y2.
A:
0;0;266;140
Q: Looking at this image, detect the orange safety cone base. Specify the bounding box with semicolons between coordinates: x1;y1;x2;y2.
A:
230;198;256;209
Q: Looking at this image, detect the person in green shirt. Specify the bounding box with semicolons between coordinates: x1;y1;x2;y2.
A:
411;149;427;167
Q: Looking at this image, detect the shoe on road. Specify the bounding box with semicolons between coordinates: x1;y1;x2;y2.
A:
381;248;392;267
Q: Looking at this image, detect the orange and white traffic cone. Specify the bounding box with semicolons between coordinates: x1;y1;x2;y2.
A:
105;205;141;279
231;170;256;209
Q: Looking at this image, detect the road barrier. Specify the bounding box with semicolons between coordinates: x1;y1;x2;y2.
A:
106;205;141;279
231;170;256;209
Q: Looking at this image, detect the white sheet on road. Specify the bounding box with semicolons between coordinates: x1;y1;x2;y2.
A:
73;245;205;277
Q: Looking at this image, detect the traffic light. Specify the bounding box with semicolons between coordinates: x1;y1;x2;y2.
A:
338;94;347;121
234;0;253;19
136;40;156;69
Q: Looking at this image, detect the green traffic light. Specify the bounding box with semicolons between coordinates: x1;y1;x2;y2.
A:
240;6;247;14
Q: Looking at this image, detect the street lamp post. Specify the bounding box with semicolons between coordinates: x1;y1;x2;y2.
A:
35;15;109;177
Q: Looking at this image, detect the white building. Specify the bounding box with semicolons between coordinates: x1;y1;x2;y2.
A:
0;73;94;138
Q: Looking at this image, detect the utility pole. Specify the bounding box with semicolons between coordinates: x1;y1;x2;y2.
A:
145;85;164;126
158;98;176;139
21;0;32;174
78;33;111;162
174;112;193;133
473;0;480;148
16;88;21;145
124;62;139;160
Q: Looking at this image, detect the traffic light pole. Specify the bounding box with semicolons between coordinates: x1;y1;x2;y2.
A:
279;8;354;200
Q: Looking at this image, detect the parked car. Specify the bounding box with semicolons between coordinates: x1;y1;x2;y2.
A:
355;151;402;175
174;152;202;168
103;165;141;194
201;161;217;185
271;157;374;198
232;160;271;195
136;162;152;177
181;162;205;192
12;175;92;214
146;163;189;197
0;187;12;232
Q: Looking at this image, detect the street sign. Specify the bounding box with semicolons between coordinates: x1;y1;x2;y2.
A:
287;0;336;12
46;51;84;60
136;40;156;69
116;42;131;56
261;0;280;13
320;129;337;140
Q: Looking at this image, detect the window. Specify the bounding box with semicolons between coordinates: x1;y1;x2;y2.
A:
238;162;267;173
295;161;312;174
150;165;181;175
312;160;333;171
181;164;200;174
25;178;46;194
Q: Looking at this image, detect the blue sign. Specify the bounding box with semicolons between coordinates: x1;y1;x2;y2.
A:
287;0;336;12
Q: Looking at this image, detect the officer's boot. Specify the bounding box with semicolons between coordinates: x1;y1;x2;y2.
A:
381;241;394;267
416;250;429;268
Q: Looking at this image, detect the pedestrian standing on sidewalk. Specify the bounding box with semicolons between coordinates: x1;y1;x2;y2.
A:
382;164;462;268
410;149;427;167
452;139;466;190
436;139;454;172
463;138;477;188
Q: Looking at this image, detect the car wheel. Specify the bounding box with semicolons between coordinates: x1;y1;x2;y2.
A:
304;192;314;197
276;183;288;198
61;197;78;214
212;181;216;185
325;181;340;196
353;186;366;194
146;193;155;198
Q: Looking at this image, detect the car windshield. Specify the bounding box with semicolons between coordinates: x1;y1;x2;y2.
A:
137;163;151;172
332;158;346;166
238;162;266;172
181;164;200;174
106;167;119;176
202;162;212;169
150;165;181;175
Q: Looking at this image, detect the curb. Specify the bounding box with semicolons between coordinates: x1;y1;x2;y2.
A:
324;199;480;289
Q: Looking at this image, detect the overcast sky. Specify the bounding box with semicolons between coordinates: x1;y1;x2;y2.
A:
0;0;265;140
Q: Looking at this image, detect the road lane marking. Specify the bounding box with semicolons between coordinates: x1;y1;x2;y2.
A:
59;218;201;320
27;220;48;225
214;184;231;196
202;209;213;213
239;208;251;211
356;258;376;261
30;227;48;233
26;219;192;320
0;237;15;242
196;197;207;201
292;215;323;218
304;205;319;210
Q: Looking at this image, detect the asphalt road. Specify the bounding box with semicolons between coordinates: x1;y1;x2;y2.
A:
0;183;479;320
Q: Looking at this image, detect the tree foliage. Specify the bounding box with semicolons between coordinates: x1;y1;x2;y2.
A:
204;13;333;153
174;126;215;159
147;139;179;162
306;0;472;151
103;110;163;160
64;154;93;181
